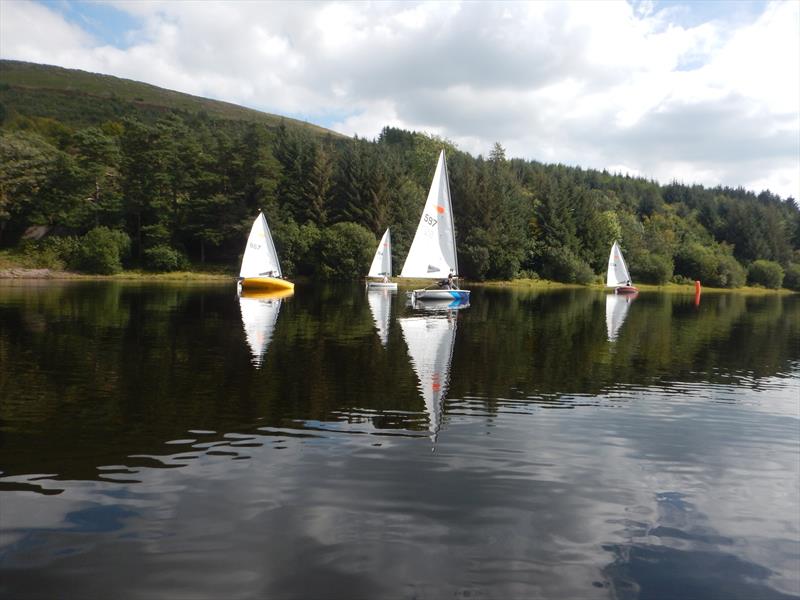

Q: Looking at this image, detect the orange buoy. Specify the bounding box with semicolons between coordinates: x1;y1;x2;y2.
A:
694;280;702;307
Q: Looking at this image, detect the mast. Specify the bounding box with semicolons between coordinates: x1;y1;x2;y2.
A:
442;151;458;276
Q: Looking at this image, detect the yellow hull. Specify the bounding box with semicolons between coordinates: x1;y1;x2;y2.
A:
240;277;295;292
238;288;294;301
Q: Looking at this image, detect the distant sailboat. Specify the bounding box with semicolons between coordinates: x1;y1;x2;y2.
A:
400;150;469;306
605;293;635;342
366;228;397;291
367;288;392;346
239;289;292;367
239;211;294;292
606;241;638;294
399;313;457;442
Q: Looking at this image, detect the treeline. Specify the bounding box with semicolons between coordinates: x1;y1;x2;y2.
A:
1;109;799;288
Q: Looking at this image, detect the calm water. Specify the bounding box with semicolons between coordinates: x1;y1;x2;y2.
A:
1;281;798;600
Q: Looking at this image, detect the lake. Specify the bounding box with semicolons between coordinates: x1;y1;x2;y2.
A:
1;281;798;600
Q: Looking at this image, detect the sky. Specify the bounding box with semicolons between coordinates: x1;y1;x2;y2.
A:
1;0;798;199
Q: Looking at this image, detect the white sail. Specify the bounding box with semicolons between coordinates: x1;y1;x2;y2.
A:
400;150;459;278
399;314;457;440
240;212;282;279
606;241;632;287
367;289;392;346
368;228;392;278
606;293;633;342
239;294;283;367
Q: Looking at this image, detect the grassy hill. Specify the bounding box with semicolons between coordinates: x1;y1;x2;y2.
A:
0;59;337;135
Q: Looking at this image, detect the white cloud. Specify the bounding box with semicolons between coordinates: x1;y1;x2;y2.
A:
0;0;798;198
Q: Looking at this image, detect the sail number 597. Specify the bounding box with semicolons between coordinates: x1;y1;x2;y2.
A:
424;214;438;227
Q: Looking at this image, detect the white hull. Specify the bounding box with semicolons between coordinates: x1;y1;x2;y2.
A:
411;288;470;301
366;281;398;291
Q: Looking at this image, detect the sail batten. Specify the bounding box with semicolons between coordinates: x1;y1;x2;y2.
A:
400;150;459;278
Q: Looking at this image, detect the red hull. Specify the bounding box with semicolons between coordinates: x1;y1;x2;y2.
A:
615;286;639;294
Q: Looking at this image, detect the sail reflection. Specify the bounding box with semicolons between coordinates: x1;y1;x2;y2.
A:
399;312;458;442
367;288;394;346
238;289;293;367
606;292;637;342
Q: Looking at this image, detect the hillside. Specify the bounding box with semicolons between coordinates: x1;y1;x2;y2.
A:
0;60;336;136
0;60;798;289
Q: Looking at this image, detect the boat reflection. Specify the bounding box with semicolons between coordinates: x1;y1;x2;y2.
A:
606;292;637;342
238;289;293;367
367;288;395;347
407;295;470;312
398;312;458;443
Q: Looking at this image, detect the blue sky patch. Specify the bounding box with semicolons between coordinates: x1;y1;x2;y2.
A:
39;0;141;48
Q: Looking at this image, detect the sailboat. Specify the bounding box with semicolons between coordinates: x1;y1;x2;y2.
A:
606;241;638;294
605;293;635;342
239;289;292;367
366;228;397;291
400;150;469;305
238;211;294;292
399;312;457;443
367;288;392;347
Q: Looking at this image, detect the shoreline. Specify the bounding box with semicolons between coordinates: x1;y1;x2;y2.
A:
0;268;233;282
0;268;794;294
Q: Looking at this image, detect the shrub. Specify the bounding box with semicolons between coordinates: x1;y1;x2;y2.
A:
674;242;745;288
715;254;746;288
747;260;784;289
516;269;540;281
633;252;673;285
75;227;130;274
317;222;375;279
671;274;695;285
461;243;490;281
783;263;800;291
272;220;321;277
143;244;186;272
539;246;594;284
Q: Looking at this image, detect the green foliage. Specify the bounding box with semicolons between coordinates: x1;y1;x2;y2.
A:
674;242;746;288
0;60;332;135
539;246;595;284
632;252;674;285
272;219;321;277
783;263;800;291
461;236;491;281
317;222;375;279
75;227;130;274
716;254;747;289
747;260;784;289
143;244;187;272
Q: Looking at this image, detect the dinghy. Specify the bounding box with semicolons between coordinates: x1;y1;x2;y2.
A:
366;228;397;291
400;150;469;306
606;241;638;294
239;211;294;292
